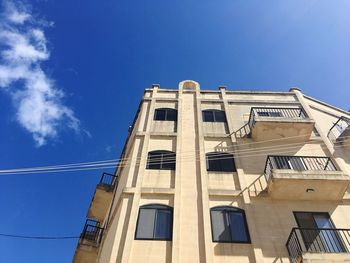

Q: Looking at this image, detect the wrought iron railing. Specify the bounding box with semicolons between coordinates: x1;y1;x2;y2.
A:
248;107;309;129
264;156;337;181
328;116;350;145
98;172;118;191
286;227;350;263
80;219;104;244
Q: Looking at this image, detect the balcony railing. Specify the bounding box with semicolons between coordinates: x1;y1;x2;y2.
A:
98;172;118;191
264;156;337;181
328;116;350;145
80;219;104;244
286;227;350;263
248;107;308;127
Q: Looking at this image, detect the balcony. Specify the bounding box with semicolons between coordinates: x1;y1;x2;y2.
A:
248;107;314;142
264;156;350;200
87;172;118;221
73;219;104;263
328;116;350;149
286;227;350;263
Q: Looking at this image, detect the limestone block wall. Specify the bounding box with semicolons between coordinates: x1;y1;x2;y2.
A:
81;82;350;263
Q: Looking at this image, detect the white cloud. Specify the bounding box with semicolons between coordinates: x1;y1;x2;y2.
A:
5;1;31;24
0;1;80;146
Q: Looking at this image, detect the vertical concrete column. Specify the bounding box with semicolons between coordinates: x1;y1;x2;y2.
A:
290;88;349;175
195;86;214;263
120;85;159;263
171;86;182;263
219;87;264;263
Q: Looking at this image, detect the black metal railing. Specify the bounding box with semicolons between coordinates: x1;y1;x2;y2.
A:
264;156;337;181
286;227;350;263
98;172;118;191
80;219;104;244
248;107;308;128
328;116;350;145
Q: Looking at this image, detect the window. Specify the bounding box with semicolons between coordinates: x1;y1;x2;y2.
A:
146;150;176;170
135;204;173;240
210;206;250;243
202;109;227;122
273;156;306;171
154;108;177;121
294;212;346;252
206;152;236;172
257;111;282;117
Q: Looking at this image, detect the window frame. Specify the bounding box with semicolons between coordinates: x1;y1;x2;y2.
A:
206;152;236;172
146;150;176;170
154;108;178;121
135;204;173;241
202;109;227;123
210;206;251;243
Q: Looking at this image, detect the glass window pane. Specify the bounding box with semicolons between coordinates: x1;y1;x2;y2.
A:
136;209;156;239
155;210;172;239
289;157;306;171
207;153;221;171
166;109;177;121
257;111;269;117
269;112;282;117
154;109;166;120
203;111;214;122
220;155;235;172
229;212;249;242
147;152;161;169
274;156;290;169
161;152;176;170
214;111;227;122
211;210;230;242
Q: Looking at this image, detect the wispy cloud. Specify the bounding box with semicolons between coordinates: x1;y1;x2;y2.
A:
0;1;80;146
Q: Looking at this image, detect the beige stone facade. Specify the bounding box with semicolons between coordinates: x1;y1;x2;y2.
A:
73;81;350;263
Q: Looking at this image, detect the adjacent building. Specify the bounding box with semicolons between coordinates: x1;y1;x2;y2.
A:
73;80;350;263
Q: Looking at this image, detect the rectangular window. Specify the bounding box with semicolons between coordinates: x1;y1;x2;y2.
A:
135;205;173;240
154;109;166;120
203;111;215;122
206;153;236;172
257;111;282;117
210;207;250;243
294;212;346;253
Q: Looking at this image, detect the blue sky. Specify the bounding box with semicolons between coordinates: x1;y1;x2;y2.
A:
0;0;349;262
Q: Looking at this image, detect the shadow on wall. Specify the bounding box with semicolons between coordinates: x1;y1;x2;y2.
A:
238;141;301;175
246;200;339;260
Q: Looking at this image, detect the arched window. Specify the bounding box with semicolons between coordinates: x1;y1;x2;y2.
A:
210;206;250;243
206;152;236;172
154;108;177;121
202;109;227;122
135;204;173;240
147;150;176;170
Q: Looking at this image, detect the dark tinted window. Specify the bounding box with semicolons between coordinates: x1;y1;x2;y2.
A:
147;150;176;170
206;152;236;172
211;207;250;243
257;111;282;117
202;110;226;122
154;108;177;121
135;205;173;240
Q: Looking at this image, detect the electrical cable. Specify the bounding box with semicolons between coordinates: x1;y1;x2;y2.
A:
0;141;348;175
0;233;79;240
0;134;349;175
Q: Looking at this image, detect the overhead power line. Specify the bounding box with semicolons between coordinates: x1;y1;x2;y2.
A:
0;133;348;176
0;141;348;176
0;233;79;240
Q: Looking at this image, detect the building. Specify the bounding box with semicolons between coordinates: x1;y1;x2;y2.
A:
73;80;350;263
